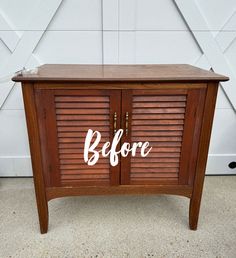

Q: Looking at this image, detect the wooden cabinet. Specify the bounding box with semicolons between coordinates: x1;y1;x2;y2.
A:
12;64;228;233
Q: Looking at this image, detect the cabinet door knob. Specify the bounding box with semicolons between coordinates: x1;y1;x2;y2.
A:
113;112;117;134
125;112;129;136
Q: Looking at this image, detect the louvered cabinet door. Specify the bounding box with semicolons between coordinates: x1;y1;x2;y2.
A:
35;89;121;187
121;87;206;185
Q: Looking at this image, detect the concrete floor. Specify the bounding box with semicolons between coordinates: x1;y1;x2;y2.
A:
0;176;235;258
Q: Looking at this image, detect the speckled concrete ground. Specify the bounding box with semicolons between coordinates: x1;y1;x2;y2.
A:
0;176;235;258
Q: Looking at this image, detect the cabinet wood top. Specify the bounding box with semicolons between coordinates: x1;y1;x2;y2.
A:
12;64;229;83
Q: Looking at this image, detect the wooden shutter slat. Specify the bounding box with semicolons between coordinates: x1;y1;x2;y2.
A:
131;163;179;168
133;96;186;102
56;102;110;109
131;167;179;173
132;152;181;158
58;135;109;143
58;142;107;149
132;125;184;131
55;96;109;102
130;173;178;178
60;158;109;165
132;119;184;125
133;102;186;108
57;114;110;121
131;136;182;142
60;164;109;170
135;147;181;153
59;144;106;154
57;120;109;126
132;114;185;120
61;174;109;180
60;170;109;175
56;109;109;115
132;131;183;137
143;142;182;147
58;125;109;134
59;153;109;160
131;157;180;163
133;108;185;114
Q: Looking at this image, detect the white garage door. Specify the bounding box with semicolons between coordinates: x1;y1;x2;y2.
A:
0;0;235;176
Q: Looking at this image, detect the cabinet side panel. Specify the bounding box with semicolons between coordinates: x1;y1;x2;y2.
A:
35;89;61;186
188;89;206;185
178;87;207;184
34;89;51;187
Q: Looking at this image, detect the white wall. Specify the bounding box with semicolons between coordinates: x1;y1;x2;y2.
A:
0;0;236;176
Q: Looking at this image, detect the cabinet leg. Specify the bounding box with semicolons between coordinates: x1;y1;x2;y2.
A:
189;195;201;230
36;199;49;234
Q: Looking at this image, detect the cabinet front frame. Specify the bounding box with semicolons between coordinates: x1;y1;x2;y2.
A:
33;82;207;190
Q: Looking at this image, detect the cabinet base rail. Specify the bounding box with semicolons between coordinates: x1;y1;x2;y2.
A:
46;185;192;201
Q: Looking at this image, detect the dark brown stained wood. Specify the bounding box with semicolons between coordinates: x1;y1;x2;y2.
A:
132;119;184;125
132;108;186;114
55;96;110;102
34;83;208;91
21;83;48;234
131;168;179;173
60;158;108;164
37;89;121;187
132;125;184;130
57;90;120;187
35;90;61;187
131;162;179;168
56;114;110;121
132;134;183;139
189;82;219;230
12;64;229;82
187;86;206;186
61;166;109;172
14;64;227;233
133;95;187;102
34;90;50;187
178;88;206;185
131;157;180;163
46;185;193;201
132;114;185;120
120;90;133;184
121;87;207;187
57;136;110;143
121;89;187;185
130;179;178;185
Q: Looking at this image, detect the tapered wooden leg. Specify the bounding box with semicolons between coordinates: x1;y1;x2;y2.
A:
189;195;201;230
36;197;49;234
33;173;49;234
